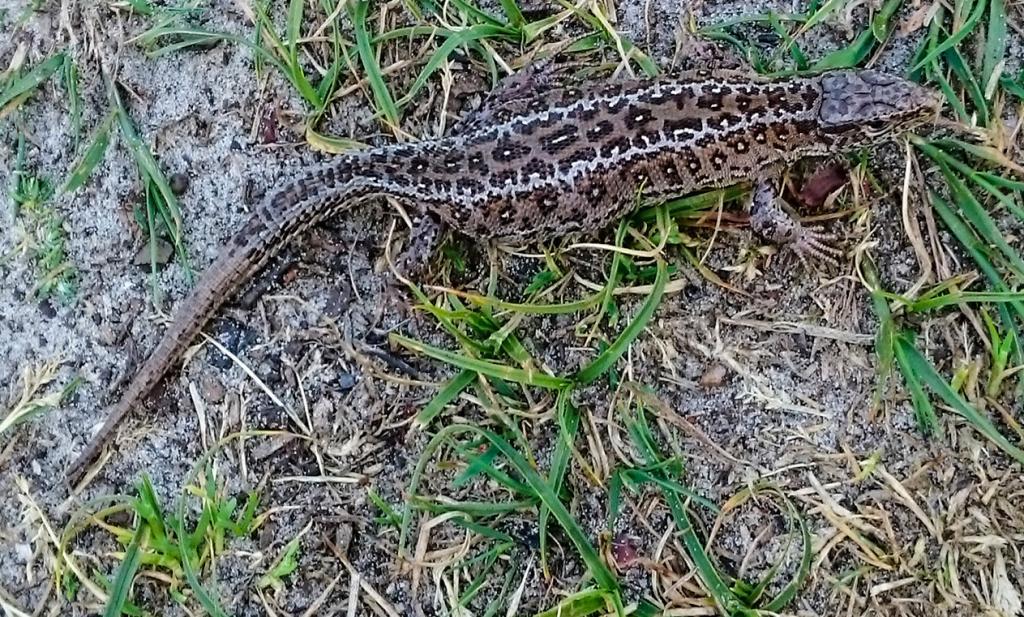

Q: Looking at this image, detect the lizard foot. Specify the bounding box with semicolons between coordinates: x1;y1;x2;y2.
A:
789;225;843;266
749;179;844;268
381;212;444;316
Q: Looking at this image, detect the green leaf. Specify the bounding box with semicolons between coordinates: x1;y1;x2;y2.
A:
415;369;476;427
912;0;987;71
63;113;114;193
982;0;1007;98
349;0;400;127
894;332;1024;464
0;53;66;119
391;333;571;389
575;258;667;384
103;524;147;617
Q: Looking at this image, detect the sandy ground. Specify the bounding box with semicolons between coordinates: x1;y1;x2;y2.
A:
1;0;1023;615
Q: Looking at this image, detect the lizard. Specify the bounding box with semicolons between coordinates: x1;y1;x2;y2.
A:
66;68;941;485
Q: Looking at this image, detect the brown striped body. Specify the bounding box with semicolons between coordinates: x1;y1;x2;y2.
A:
67;69;940;483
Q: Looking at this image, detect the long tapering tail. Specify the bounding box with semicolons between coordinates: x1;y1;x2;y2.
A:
66;146;421;485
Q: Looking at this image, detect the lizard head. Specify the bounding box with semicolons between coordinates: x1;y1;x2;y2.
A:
817;69;941;145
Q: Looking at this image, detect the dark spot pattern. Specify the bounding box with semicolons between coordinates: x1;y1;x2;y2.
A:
468;153;487;172
599;136;632;159
491;169;517;187
523;158;556;177
706;112;742;131
541;125;580;154
493;138;531;163
623;105;656;130
664;117;703;135
456;177;484;193
586;120;615;140
697;93;724;110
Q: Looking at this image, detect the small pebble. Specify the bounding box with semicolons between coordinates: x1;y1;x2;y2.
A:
169;172;189;195
200;373;225;404
133;238;173;267
338;372;357;390
700;364;728;388
37;299;56;318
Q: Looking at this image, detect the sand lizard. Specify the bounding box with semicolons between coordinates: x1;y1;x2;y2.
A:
67;68;940;484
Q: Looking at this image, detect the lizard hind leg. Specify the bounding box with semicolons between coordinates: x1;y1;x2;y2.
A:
748;179;842;265
380;212;445;314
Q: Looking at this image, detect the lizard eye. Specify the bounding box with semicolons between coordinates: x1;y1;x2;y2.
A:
867;119;888;130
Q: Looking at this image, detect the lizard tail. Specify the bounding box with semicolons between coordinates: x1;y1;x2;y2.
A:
67;148;417;485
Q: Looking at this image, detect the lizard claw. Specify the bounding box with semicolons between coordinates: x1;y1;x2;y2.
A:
790;225;843;266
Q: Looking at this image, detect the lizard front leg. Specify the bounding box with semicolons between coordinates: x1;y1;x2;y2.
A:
748;179;842;264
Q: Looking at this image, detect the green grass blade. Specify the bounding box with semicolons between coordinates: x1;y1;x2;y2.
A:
102;524;147;617
62;55;82;140
907;291;1024;313
415;369;476;427
391;333;571;389
349;0;400;127
895;333;1024;464
892;330;939;432
626;416;740;613
982;0;1007;98
112;84;192;283
911;0;986;72
175;505;228;617
532;589;618;617
394;24;516;109
575;258;667;384
63;113;114;193
811;0;900;70
477;428;620;593
0;53;65;118
1002;72;1024;100
539;391;580;577
283;0;323;108
941;45;989;126
932;159;1024;279
928;190;1024;363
